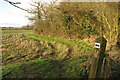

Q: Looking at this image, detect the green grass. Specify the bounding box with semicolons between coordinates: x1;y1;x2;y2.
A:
24;34;89;46
1;30;32;34
24;34;94;53
2;58;88;78
2;33;94;78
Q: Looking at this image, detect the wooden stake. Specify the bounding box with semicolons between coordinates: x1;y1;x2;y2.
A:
89;37;107;79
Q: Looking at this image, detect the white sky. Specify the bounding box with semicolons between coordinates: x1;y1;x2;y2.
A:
0;0;51;27
0;0;31;27
0;0;119;27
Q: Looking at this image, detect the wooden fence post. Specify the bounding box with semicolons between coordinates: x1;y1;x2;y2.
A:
89;37;107;79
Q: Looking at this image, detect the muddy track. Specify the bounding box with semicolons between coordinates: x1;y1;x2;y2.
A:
2;34;74;66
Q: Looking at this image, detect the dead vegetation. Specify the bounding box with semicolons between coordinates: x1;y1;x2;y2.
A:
2;33;79;65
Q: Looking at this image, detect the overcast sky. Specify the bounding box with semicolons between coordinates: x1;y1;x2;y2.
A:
0;0;54;27
0;0;32;27
0;0;119;27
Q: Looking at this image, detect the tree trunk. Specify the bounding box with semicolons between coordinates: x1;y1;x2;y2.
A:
117;2;120;48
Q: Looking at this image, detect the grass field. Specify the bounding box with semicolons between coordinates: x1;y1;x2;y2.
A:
1;30;120;78
0;30;32;34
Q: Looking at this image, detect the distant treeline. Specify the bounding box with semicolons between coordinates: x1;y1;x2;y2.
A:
1;26;32;30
